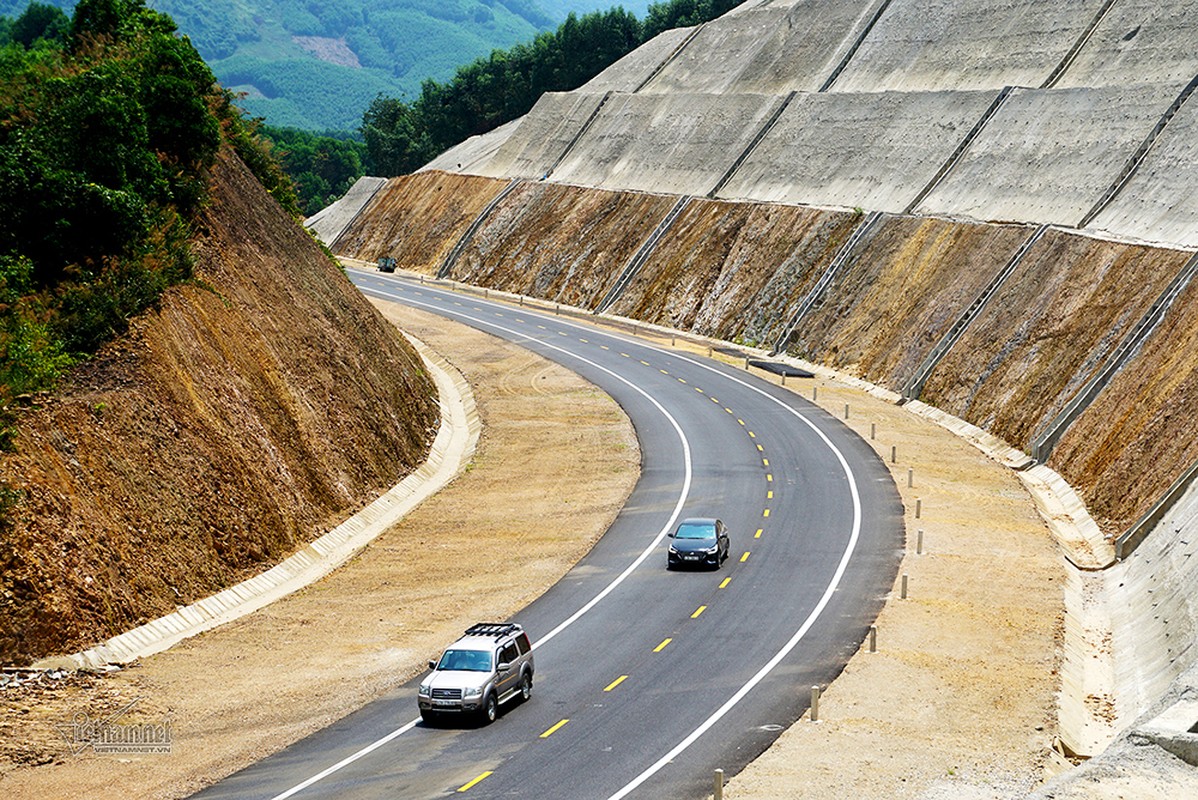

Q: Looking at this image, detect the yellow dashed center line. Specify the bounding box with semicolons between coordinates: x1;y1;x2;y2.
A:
536;324;546;330
621;352;630;358
660;369;670;375
740;551;751;563
604;675;628;692
763;508;771;517
767;474;773;482
640;360;651;366
768;490;774;499
711;396;720;404
579;338;588;343
719;577;731;589
541;719;570;739
457;772;493;792
601;345;610;350
757;444;764;452
692;605;707;619
755;528;763;539
763;458;770;467
654;638;672;652
695;387;704;394
748;431;756;438
725;408;733;414
738;419;745;426
678;378;687;384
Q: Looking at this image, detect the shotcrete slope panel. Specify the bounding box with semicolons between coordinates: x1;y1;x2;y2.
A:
422;118;522;176
609;199;858;346
551;93;787;196
719;89;999;212
305;175;386;246
480;92;607;179
449;181;676;310
638;1;878;95
1092;99;1198;248
917;84;1180;226
1052;273;1198;535
1054;0;1198;88
919;229;1191;455
332;171;510;274
785;216;1033;389
580;26;697;92
832;0;1101;91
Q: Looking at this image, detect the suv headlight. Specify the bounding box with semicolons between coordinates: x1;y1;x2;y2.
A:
418;683;431;697
463;686;483;698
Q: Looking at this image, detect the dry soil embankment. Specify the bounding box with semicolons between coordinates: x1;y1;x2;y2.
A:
0;149;438;665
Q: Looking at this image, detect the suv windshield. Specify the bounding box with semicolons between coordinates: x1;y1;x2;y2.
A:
675;522;715;540
436;649;492;672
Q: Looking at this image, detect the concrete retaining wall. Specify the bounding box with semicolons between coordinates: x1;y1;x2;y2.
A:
917;83;1180;226
551;92;787;196
719;89;999;212
1090;96;1198;248
478;91;608;180
832;0;1102;91
581;26;698;93
639;0;879;95
1054;0;1198;88
608;199;858;345
422;118;522;176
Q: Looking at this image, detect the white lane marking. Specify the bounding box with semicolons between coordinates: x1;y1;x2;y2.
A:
270;278;693;799
367;277;871;799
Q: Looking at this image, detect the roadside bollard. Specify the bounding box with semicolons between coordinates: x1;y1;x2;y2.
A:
915;498;922;519
901;573;909;599
869;625;877;653
714;768;724;800
871;422;876;440
811;685;821;722
917;529;924;555
907;468;914;488
844;404;850;420
890;445;897;463
813;386;818;401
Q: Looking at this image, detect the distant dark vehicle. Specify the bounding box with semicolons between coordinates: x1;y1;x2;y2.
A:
377;256;397;272
667;517;730;570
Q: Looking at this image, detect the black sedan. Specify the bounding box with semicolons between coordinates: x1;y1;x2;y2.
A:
666;517;730;570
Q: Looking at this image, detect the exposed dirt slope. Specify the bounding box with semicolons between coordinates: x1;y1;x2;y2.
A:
1052;272;1198;533
333;171;509;274
788;215;1033;387
922;231;1191;452
0;150;438;665
452;181;676;309
612;199;857;346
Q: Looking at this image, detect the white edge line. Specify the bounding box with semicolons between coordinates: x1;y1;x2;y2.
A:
270;279;693;799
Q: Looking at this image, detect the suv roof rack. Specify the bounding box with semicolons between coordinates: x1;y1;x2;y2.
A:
465;622;521;638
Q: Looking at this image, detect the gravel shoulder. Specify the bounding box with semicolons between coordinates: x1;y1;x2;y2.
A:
1;301;1067;799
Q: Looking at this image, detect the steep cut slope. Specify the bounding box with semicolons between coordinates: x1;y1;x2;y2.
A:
0;149;438;665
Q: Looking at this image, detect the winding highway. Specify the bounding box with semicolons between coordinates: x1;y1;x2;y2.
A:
192;269;904;799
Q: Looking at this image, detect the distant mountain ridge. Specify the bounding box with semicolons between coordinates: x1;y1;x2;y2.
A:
0;0;650;130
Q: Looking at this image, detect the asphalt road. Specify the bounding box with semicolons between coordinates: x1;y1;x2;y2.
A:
192;270;904;800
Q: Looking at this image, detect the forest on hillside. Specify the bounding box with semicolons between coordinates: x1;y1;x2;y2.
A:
0;0;294;462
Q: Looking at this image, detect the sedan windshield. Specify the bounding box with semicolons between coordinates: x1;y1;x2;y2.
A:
674;523;716;540
437;649;492;672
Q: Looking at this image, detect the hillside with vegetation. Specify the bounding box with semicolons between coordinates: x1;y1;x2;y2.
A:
0;0;438;664
0;0;652;131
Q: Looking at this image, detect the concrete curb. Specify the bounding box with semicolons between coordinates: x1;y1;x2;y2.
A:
34;334;480;671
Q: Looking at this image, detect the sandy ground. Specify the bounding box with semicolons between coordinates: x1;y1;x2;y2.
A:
1;299;1068;799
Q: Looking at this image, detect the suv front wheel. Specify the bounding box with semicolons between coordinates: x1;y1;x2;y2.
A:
481;692;498;724
519;673;532;703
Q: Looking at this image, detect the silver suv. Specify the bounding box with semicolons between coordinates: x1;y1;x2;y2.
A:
418;623;534;725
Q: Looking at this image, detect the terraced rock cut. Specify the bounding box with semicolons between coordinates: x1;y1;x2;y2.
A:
608;199;858;346
476;92;610;180
783;215;1034;389
580;26;698;93
1050;0;1198;88
919;229;1192;458
333;171;511;274
449;182;677;309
